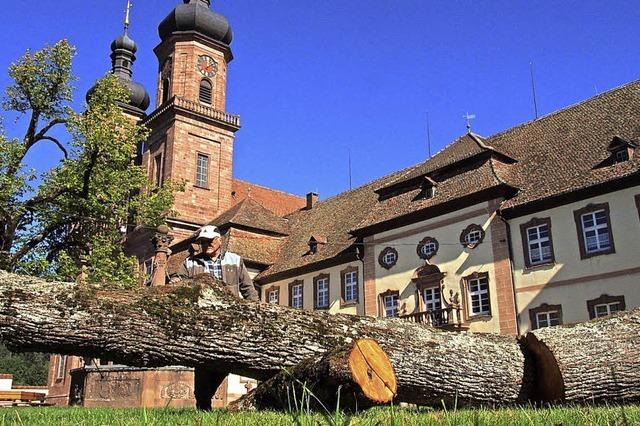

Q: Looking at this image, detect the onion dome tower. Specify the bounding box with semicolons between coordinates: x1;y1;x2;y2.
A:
87;1;150;118
158;0;233;47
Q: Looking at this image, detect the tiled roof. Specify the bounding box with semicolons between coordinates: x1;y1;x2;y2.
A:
257;80;640;282
232;179;306;216
356;158;512;230
208;197;290;236
226;228;284;266
255;168;411;281
487;80;640;212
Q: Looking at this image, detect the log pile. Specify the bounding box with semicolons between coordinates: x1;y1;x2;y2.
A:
0;270;638;410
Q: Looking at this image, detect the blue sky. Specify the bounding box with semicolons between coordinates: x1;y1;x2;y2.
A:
2;1;639;200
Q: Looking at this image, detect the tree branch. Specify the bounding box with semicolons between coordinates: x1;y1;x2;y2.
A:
33;118;66;143
7;219;71;268
35;136;68;159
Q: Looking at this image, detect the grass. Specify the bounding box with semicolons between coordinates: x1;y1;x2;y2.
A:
0;405;639;426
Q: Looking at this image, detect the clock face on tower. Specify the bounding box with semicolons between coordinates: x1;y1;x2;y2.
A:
197;55;218;78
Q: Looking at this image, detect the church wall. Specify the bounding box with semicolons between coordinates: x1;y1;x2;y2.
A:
509;186;640;332
167;114;235;225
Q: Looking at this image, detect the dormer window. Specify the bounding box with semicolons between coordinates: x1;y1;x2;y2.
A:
606;136;636;165
308;235;327;254
419;177;437;200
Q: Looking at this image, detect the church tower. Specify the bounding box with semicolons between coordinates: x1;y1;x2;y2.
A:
141;0;240;240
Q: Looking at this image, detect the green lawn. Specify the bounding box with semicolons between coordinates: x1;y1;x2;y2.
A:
0;406;638;426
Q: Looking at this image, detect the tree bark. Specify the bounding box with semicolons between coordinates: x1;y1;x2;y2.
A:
523;309;640;404
231;339;397;412
0;271;530;408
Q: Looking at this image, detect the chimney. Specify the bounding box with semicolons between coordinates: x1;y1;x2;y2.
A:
306;192;318;210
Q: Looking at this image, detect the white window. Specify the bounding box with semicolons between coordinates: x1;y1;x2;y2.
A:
316;278;329;309
56;355;67;380
421;242;437;258
344;271;358;303
195;153;209;188
383;251;397;265
527;224;552;265
291;284;303;309
535;311;560;328
384;294;398;317
581;210;611;254
594;302;621;318
468;275;490;316
423;287;441;312
268;289;279;304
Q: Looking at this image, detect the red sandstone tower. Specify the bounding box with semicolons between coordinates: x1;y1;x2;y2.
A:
140;0;240;241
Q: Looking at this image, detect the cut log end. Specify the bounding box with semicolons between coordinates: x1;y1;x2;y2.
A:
349;339;397;403
521;333;564;403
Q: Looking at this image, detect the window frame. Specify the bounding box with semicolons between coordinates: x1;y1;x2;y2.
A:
55;355;67;381
313;273;331;310
635;194;640;223
266;286;280;305
573;203;615;259
153;153;164;187
199;78;213;105
379;289;400;318
587;294;626;320
422;286;442;312
528;303;563;329
416;236;439;260
378;247;398;270
340;266;359;306
195;152;210;189
460;224;486;249
463;272;491;318
288;280;304;309
520;217;555;268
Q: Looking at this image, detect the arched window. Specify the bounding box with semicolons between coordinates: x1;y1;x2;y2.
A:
161;78;170;104
199;79;213;105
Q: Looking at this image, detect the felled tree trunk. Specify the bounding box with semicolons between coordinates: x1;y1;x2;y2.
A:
523;310;640;404
231;339;397;412
0;271;530;408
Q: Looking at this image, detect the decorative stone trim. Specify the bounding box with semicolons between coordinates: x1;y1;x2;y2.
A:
378;247;398;270
340;265;359;306
416;236;439;260
312;273;331;310
460;224;486;249
586;294;626;320
528;303;563;330
288;280;304;309
573;202;616;260
519;217;555;269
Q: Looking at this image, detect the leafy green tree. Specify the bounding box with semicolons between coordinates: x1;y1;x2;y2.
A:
0;344;49;386
0;40;179;285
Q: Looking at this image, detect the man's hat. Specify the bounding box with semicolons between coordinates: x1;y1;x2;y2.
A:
196;225;221;241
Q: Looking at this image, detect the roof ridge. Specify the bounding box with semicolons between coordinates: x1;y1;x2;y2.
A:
487;79;640;141
285;161;424;216
233;178;305;199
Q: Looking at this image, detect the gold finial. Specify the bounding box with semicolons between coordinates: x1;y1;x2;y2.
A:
124;0;133;33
